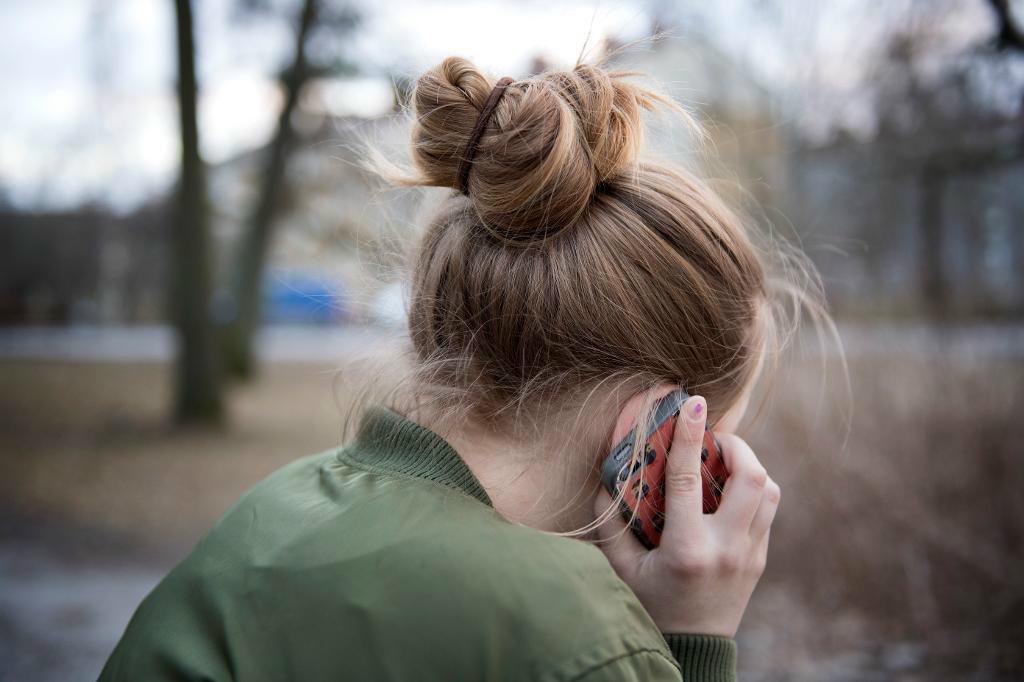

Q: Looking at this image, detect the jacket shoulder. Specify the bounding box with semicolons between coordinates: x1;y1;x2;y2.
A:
366;518;680;680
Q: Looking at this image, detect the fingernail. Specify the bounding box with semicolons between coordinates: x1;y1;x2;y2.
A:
686;396;706;423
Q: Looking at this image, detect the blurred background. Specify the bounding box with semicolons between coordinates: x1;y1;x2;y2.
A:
1;0;1022;680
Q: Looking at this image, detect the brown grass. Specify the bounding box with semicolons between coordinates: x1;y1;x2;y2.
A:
0;361;351;550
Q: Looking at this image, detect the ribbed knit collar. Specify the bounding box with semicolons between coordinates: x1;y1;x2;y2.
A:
341;404;493;508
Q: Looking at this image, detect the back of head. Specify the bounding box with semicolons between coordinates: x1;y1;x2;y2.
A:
364;54;826;438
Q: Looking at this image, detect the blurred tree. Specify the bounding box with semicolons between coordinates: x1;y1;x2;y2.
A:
990;0;1024;51
221;0;360;379
871;2;1024;318
172;0;224;423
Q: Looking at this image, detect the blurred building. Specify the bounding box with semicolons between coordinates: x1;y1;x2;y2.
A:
0;111;419;327
0;202;169;325
786;120;1024;317
206;110;419;325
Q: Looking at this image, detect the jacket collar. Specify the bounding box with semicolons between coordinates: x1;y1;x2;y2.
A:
342;404;493;507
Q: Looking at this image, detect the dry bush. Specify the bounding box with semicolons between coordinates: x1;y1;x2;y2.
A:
742;331;1024;680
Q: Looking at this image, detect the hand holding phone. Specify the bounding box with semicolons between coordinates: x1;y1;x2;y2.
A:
600;388;728;548
592;387;781;638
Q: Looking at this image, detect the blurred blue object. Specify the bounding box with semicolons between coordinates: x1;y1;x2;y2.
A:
262;271;347;325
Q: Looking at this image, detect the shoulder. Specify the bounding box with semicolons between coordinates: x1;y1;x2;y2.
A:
368;512;680;680
252;454;678;678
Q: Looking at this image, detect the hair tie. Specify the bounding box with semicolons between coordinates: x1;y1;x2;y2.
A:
457;76;515;196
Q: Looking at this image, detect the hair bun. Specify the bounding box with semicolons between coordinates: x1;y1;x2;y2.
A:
408;57;673;241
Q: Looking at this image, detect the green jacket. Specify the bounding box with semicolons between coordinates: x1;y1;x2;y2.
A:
100;404;737;681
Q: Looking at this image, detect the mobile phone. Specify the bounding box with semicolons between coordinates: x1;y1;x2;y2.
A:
599;388;729;549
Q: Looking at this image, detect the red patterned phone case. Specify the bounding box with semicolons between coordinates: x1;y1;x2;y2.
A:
600;389;729;549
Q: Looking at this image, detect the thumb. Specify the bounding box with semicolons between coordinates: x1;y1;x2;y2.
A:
593;487;645;575
661;394;709;545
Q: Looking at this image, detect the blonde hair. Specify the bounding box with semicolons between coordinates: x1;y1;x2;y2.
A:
347;51;844;536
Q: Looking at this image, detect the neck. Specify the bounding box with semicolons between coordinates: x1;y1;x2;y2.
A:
426;408;609;537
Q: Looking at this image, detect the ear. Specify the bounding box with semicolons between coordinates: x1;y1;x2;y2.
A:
611;383;680;443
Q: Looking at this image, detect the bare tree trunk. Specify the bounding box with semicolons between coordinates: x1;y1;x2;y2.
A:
990;0;1024;51
221;0;318;379
172;0;224;423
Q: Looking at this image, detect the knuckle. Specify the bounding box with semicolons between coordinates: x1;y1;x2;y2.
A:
767;480;782;504
666;547;711;576
716;549;743;573
666;471;701;496
744;466;768;488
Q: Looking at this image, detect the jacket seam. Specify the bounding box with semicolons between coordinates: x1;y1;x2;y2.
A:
561;647;681;681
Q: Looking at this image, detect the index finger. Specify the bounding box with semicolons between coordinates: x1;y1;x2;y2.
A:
661;394;709;548
713;433;768;534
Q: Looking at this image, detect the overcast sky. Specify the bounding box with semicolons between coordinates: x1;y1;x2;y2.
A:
0;0;1008;212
